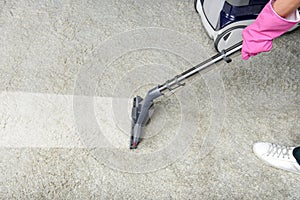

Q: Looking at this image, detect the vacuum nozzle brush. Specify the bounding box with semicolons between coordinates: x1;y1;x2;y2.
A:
129;87;163;149
130;96;144;149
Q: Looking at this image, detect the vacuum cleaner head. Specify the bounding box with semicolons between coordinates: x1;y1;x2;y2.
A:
130;96;147;149
130;88;161;149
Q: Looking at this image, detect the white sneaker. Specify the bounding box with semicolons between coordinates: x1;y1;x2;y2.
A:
253;142;300;174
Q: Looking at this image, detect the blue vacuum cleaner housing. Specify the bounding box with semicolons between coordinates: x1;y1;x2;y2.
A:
219;1;269;30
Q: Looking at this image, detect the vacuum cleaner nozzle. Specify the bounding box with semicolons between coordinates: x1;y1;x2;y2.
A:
129;87;163;149
130;96;144;149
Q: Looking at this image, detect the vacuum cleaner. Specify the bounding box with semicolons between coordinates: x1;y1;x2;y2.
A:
195;0;270;52
129;1;300;149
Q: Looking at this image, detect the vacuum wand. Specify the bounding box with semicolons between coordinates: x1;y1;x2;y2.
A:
130;42;242;149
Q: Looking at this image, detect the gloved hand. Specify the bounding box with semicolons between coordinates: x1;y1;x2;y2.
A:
242;0;300;60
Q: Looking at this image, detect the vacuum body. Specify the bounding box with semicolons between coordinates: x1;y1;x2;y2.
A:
195;0;269;52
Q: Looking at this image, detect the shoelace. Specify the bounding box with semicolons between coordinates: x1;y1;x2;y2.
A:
267;143;292;159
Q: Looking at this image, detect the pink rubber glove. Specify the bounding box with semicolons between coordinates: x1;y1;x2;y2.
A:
242;0;300;60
